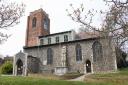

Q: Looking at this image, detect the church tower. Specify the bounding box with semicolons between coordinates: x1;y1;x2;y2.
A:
25;8;50;47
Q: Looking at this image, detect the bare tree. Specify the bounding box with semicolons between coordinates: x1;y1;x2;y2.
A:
0;0;25;44
67;0;128;67
104;0;128;67
103;0;128;48
66;0;128;51
66;4;99;32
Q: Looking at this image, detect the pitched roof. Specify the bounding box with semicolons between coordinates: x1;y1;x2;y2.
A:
39;30;72;38
77;31;100;39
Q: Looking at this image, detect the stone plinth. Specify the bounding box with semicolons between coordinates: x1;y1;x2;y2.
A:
55;67;68;75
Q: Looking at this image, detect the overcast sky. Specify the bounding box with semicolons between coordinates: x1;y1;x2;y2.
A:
0;0;107;57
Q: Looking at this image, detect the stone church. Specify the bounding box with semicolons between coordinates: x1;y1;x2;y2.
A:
13;8;117;76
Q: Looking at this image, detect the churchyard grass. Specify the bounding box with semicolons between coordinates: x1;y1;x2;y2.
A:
0;68;128;85
84;68;128;85
0;76;85;85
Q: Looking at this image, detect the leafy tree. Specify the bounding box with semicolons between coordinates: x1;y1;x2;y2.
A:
0;61;13;74
0;0;25;44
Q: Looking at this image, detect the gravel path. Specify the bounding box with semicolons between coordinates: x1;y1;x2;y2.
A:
68;75;85;81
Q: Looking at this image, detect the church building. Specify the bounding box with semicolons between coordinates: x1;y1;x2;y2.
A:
13;8;117;76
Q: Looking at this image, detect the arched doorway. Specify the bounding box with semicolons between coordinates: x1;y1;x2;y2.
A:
16;59;23;75
86;60;91;73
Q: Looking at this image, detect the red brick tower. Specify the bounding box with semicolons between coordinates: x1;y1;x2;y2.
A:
25;8;50;47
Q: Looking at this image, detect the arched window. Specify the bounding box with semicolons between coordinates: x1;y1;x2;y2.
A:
92;41;103;62
47;48;53;64
32;17;36;28
44;17;49;30
76;44;82;61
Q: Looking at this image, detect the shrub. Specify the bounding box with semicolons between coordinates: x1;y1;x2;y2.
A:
0;61;13;74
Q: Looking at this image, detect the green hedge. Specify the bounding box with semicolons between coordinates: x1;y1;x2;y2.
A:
0;61;13;74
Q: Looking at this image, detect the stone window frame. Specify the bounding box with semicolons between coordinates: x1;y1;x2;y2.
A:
48;37;51;44
64;35;68;42
32;17;37;28
47;48;53;65
40;39;44;45
56;36;59;43
43;17;49;31
76;44;82;61
92;41;103;62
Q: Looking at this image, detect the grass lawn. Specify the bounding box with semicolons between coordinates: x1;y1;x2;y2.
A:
0;68;128;85
85;68;128;85
0;76;85;85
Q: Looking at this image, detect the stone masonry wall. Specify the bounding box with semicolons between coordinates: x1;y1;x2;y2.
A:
24;38;117;74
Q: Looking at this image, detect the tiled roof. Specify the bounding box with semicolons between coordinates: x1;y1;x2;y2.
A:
77;31;100;39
